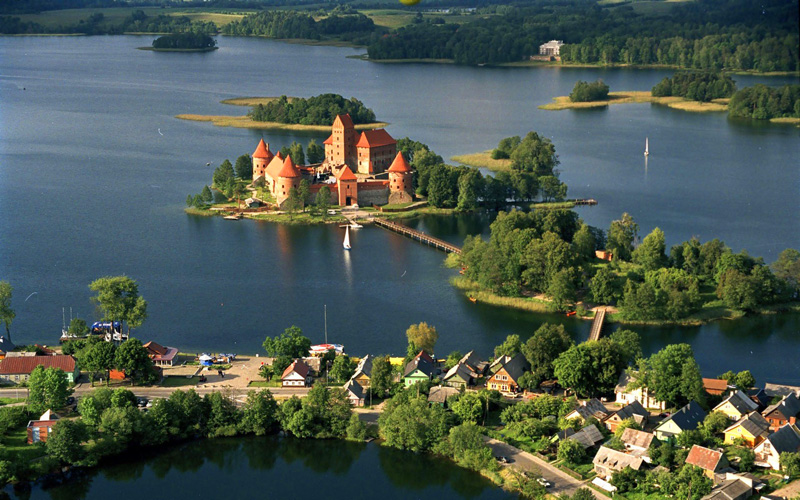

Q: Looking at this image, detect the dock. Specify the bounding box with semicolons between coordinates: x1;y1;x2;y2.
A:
588;307;606;341
373;218;461;254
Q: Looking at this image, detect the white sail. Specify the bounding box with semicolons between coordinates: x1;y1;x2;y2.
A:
644;137;649;156
343;226;351;250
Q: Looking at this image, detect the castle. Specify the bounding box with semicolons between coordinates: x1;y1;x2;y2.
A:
251;114;414;209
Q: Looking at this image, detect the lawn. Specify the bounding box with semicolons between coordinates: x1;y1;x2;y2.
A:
0;397;25;406
248;380;281;388
450;151;511;172
1;427;48;463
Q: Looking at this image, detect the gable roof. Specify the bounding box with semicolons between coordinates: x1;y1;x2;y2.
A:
613;400;648;421
404;357;434;378
278;156;301;178
724;411;770;437
39;410;60;421
387;152;412;173
686;445;725;471
143;341;167;357
704;378;729;394
621;428;654;449
333;113;354;130
568;399;609;421
0;336;15;353
702;478;752;500
593;446;644;471
0;354;77;375
763;393;800;420
747;388;771;408
356;129;395;148
253;138;273;160
428;385;460;404
352;354;373;380
281;360;310;379
715;390;759;414
344;379;365;400
495;352;530;382
568;424;605;449
763;424;800;454
443;362;473;383
457;350;483;373
658;401;707;432
335;165;357;181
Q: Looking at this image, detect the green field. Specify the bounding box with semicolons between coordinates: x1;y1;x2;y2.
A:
15;7;250;31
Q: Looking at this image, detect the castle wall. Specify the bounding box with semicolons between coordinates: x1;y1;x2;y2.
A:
357;185;389;206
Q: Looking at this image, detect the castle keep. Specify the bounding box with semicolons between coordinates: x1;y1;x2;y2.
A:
252;114;414;209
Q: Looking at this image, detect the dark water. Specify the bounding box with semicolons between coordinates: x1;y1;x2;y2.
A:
15;437;514;500
0;36;799;383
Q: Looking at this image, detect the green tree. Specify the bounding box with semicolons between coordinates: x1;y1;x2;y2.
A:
450;392;483;423
780;452;800;477
443;351;462;370
114;338;154;386
633;227;667;271
258;364;274;381
378;394;448;452
272;354;292;377
607;213;639;262
494;334;522;358
234;154;252;179
329;355;356;383
456;169;484;212
287;141;305;165
539;175;568;202
642;343;705;407
0;281;15;342
554;339;627;398
83;341;116;386
772;248;800;295
611;466;643;493
88;276;148;336
27;366;71;414
608;329;642;365
558;437;586;464
262;325;311;358
572;224;597;262
702;411;731;437
298;179;310;212
67;318;89;336
590;266;620;304
205;391;239;437
548;267;578;312
285;187;301;218
734;370;756;389
346;413;367;440
521;323;573;386
306;139;324;164
46;419;87;464
405;322;438;353
186;194;193;207
509;131;559;177
446;422;497;471
200;185;213;203
212;159;234;187
315;185;331;217
370;355;394;396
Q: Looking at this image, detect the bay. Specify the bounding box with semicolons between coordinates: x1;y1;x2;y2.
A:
0;36;798;383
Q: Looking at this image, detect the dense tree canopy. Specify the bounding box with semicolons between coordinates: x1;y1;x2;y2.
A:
651;72;736;102
151;33;216;50
248;94;377;125
262;325;311;358
569;80;610;102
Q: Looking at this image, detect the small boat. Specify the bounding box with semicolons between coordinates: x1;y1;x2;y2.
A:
566;311;577;317
223;212;242;220
469;296;477;303
644;137;649;157
349;221;363;229
343;225;351;250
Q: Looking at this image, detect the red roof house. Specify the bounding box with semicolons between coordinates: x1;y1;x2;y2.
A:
143;341;179;367
0;355;79;383
281;360;312;387
704;378;730;396
355;129;396;148
27;410;60;444
685;445;728;478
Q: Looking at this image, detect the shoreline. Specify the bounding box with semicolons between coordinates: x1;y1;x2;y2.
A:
176;113;389;132
539;91;730;112
185;204;457;224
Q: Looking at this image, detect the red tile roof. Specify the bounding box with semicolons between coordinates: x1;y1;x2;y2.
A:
356;129;396;148
143;341;167;357
278;156;301;178
387;151;412;173
333;114;354;130
274;151;283;160
704;378;729;394
685;445;724;471
253;139;273;160
0;355;76;375
323;135;333;145
337;166;357;181
282;360;310;379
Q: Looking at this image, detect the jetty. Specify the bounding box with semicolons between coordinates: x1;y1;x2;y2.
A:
588;307;606;341
374;218;461;254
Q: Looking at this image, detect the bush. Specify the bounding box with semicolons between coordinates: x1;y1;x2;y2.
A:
569;80;610;102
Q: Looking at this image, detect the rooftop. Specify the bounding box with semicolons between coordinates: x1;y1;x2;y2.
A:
356;129;396;148
685;445;725;471
0;354;77;375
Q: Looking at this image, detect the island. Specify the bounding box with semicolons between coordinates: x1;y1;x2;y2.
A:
139;33;218;52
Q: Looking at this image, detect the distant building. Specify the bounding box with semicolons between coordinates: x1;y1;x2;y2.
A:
762;393;800;431
593;446;644;480
281;360;312;387
685;445;729;479
723;411;770;448
351;355;374;388
0;336;15;360
402;351;435;387
713;390;759;421
539;40;564;57
343;379;366;407
486;353;530;393
620;428;655;458
0;354;79;384
704;378;730;397
26;410;60;444
615;371;666;411
428;385;460;407
605;400;648;433
143;341;178;367
754;423;800;470
654;401;707;442
564;398;609;424
566;424;605;449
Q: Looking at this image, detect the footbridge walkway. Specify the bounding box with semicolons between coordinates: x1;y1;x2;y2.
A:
373;218;461;254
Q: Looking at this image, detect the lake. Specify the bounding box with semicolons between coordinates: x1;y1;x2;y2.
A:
0;36;798;383
11;437;514;500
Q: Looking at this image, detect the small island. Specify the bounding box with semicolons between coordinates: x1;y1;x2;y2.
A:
139;33;218;52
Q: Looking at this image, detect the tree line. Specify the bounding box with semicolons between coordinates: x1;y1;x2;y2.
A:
220;10;378;44
151;32;216;50
651;71;737;102
0;9;216;35
728;84;800;120
248;94;377;126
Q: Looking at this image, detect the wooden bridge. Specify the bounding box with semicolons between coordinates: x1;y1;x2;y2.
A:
588;307;606;341
373;218;462;254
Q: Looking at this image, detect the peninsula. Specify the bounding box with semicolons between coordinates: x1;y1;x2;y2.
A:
538;91;730;113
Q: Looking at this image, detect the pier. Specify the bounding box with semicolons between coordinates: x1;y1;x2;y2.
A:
373;218;462;254
588;307;606;341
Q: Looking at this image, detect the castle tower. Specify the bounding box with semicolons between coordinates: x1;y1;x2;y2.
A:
276;155;301;208
251;139;273;181
387;151;414;204
324;114;357;168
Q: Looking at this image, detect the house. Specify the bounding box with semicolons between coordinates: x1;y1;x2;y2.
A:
457;350;487;376
764;383;800;398
539;40;564;57
281;360;312;387
714;390;759;421
605;400;648;433
593;446;645;480
620;428;655;458
551;427;576;443
723;411;771;447
351;355;374;388
486;353;530;394
0;336;15;360
753;424;800;470
488;355;512;375
567;424;605;449
443;362;474;389
615;371;666;411
564;398;609;424
402;353;435;387
762;393;800;431
143;341;178;367
701;476;753;500
428;386;460;407
654;401;707;442
704;378;730;397
26;410;59;444
595;250;613;261
343;379;365;407
685;445;729;479
746;388;771;411
0;354;79;384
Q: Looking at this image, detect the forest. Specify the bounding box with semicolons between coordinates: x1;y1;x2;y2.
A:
0;9;216;35
651;72;737;102
727;84;800;120
247;94;377;125
151;32;216;49
221;9;378;44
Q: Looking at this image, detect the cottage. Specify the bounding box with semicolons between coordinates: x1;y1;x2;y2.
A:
753;424;800;470
593;446;645;480
746;388;771;411
723;411;771;447
488;355;512;375
685;445;729;479
343;379;366;407
457;350;487;376
428;386;460;407
564;398;609;424
551;427;576;443
281;360;312;387
713;390;758;421
620;428;655;458
762;393;800;431
704;378;730;397
615;371;666;411
486;353;530;394
701;477;753;500
403;353;435;387
442;362;474;389
351;354;374;388
143;341;178;367
0;354;79;384
605;400;648;433
26;410;60;444
654;401;707;442
567;424;605;449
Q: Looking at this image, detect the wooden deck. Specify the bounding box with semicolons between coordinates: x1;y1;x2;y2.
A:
588;308;606;341
373;218;461;254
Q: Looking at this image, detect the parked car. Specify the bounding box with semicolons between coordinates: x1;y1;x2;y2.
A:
495;456;509;464
536;477;552;488
137;397;148;407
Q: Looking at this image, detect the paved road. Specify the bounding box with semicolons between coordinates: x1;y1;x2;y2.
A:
484;438;608;499
771;479;800;499
0;385;310;401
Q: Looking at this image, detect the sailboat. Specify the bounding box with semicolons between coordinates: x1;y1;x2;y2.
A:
343;225;351;250
644;137;650;157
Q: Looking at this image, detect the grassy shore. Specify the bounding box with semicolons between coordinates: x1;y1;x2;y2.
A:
450;276;553;313
450;151;511;171
176;113;389;132
769;117;800;125
539;91;729;112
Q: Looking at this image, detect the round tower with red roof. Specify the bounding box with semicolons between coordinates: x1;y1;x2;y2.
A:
276;155;302;208
251;139;273;181
387;151;414;204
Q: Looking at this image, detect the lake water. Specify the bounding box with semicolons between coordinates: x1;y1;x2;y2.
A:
0;36;799;383
12;437;514;500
